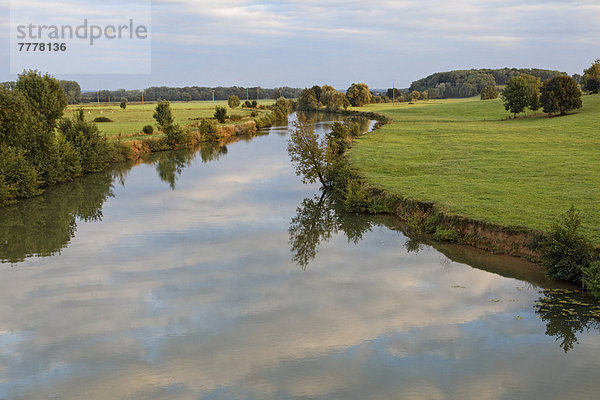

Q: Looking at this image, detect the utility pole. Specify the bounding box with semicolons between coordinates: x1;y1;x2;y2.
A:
212;91;215;104
97;91;99;107
246;85;249;101
141;91;144;110
256;87;259;101
108;95;111;108
392;79;395;105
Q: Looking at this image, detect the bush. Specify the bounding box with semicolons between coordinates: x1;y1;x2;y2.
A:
540;206;595;284
250;111;259;117
164;124;190;148
228;95;240;109
343;178;370;213
59;110;114;173
198;118;220;141
582;260;600;299
0;146;43;205
93;117;113;123
214;106;227;123
142;125;154;134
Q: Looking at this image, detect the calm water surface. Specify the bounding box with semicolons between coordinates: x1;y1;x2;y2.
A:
1;115;599;399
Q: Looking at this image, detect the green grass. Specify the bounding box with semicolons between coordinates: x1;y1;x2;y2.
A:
349;96;600;244
66;100;273;139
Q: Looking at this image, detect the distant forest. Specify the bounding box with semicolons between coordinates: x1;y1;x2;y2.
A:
81;86;303;103
409;68;567;98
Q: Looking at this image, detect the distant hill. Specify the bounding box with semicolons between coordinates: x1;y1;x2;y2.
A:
409;68;567;98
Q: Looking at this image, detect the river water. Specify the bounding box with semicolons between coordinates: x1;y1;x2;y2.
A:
1;114;599;399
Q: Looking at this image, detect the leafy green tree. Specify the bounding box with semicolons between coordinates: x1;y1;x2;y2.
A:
346;83;372;107
501;76;530;118
153;100;174;130
519;73;542;111
182;93;192;102
59;80;82;104
214;106;227;123
142;125;154;134
311;85;323;103
270;97;293;121
120;97;127;109
540;76;582;115
584;78;600;94
582;59;600;90
228;95;240;109
480;85;499;100
287;115;328;187
15;70;67;133
320;85;349;110
410;90;421;102
297;88;320;111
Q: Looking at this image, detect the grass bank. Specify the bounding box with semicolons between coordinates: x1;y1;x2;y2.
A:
348;96;600;246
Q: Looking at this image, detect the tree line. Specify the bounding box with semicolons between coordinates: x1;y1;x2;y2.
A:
408;68;566;99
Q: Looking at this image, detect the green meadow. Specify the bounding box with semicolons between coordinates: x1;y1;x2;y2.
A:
66;100;274;140
349;96;600;244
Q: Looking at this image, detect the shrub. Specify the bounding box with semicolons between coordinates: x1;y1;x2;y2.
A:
59;109;113;173
214;106;227;123
0;146;43;205
343;178;370;213
250;111;259;117
244;100;252;108
93;117;113;122
228;95;240;109
582;260;600;299
153;100;174;130
539;206;595;284
198;118;220;141
142;124;154;134
164;124;190;148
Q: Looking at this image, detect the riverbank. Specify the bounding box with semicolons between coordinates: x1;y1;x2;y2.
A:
347;96;600;256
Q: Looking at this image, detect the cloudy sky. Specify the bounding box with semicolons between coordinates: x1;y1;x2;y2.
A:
1;0;599;90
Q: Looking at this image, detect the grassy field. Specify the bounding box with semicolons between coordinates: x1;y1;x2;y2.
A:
66;100;274;140
349;96;600;244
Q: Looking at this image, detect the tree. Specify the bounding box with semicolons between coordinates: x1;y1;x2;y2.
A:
311;85;323;103
346;83;372;107
120;97;127;109
16;70;67;133
287;115;328;187
320;85;349;110
228;95;240;109
182;93;192;102
582;59;600;91
59;80;82;104
153;100;174;130
501;76;530;118
540;76;582;115
585;78;600;94
480;85;499;100
519;73;542;111
410;90;421;102
297;88;320;111
214;106;227;123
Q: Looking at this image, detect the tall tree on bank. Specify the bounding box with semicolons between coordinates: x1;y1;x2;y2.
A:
540;76;582;116
346;83;372;107
582;59;600;93
287;116;328;188
297;88;320;111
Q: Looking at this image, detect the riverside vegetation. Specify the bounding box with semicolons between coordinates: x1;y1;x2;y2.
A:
0;71;294;206
288;72;599;298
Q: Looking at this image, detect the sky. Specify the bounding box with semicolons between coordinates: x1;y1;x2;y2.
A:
1;0;599;90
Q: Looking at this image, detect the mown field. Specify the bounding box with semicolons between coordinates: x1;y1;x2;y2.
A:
349;95;600;243
66;100;274;141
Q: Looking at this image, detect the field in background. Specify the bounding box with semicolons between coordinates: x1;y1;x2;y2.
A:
349;95;600;243
66;100;274;140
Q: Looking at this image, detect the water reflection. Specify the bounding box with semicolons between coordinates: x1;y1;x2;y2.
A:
535;288;600;352
0;168;119;264
289;192;372;269
1;116;600;398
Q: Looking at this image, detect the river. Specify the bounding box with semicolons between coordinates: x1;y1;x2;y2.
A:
1;114;599;399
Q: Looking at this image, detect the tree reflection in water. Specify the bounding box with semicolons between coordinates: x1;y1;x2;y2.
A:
534;288;600;352
288;192;372;270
